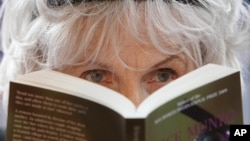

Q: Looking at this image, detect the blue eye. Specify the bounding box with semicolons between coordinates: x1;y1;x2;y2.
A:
155;69;176;82
143;68;178;93
81;70;105;83
80;69;118;90
89;70;104;83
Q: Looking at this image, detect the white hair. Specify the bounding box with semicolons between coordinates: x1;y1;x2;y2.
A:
0;0;250;117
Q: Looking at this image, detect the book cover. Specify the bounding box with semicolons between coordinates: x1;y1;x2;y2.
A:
145;72;242;140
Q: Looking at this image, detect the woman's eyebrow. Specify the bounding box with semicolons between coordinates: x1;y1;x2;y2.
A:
82;55;183;70
150;55;183;69
84;62;111;69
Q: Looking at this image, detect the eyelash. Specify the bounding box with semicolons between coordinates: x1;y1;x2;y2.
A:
145;68;177;83
80;69;113;83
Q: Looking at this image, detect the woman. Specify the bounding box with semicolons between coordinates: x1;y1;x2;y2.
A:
0;0;249;137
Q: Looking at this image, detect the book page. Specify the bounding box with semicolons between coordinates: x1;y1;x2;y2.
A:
6;83;127;141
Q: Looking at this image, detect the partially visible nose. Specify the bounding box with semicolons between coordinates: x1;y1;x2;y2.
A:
119;76;148;106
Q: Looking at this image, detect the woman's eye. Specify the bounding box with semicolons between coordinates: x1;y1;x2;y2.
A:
87;70;104;83
80;69;118;90
144;68;177;93
155;69;176;82
81;70;111;83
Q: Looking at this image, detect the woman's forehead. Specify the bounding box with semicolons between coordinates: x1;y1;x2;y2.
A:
76;32;189;70
76;45;188;71
53;2;202;68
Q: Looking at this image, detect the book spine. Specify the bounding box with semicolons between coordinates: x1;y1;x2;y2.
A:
126;119;145;141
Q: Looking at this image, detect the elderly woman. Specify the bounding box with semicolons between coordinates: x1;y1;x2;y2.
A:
0;0;249;139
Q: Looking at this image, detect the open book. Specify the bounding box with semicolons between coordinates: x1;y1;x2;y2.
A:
6;64;243;141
